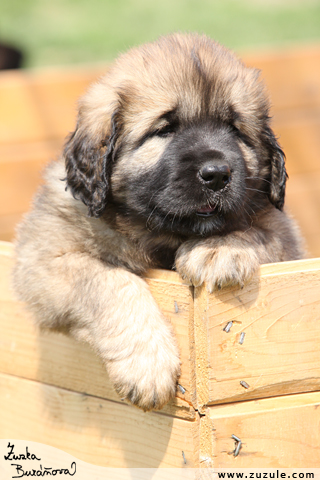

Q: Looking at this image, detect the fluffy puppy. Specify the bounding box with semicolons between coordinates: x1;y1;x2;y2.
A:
13;33;304;411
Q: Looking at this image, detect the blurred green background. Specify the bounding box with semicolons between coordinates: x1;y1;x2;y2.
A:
1;0;320;68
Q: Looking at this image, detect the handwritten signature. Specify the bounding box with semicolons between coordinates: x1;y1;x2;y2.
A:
4;443;77;478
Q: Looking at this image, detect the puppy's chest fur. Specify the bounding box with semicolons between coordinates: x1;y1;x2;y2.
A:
150;246;177;270
101;232;179;272
100;208;185;271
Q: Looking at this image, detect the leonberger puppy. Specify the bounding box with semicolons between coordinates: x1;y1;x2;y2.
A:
13;33;304;411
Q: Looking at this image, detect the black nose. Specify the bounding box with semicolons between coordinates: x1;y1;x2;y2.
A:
199;164;231;191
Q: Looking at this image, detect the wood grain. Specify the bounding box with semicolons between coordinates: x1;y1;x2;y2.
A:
286;171;320;258
0;242;195;420
274;115;320;176
193;259;320;409
0;372;197;468
205;391;320;467
245;44;320;112
2;239;320;467
0;67;106;144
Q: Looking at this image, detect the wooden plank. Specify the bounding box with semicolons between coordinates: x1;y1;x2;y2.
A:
274;115;320;176
260;256;320;276
0;212;25;242
204;391;320;467
0;46;318;146
0;66;106;145
286;171;320;236
0;139;63;165
144;277;194;410
0;157;45;217
193;259;320;409
0;241;195;420
0;73;49;145
145;267;189;285
245;45;320;112
0;141;62;226
301;232;320;260
286;169;320;258
0;372;197;468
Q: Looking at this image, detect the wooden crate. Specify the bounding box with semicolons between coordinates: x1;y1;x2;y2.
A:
1;45;320;469
1;240;320;468
0;45;320;256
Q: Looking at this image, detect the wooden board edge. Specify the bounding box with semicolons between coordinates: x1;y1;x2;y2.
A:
207;389;320;418
1;241;189;285
260;256;320;276
193;285;210;413
0;240;15;256
3;240;320;279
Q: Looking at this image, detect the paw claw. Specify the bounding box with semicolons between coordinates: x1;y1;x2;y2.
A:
206;283;214;294
108;336;181;411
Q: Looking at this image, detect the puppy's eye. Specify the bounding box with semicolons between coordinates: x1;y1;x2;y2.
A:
136;124;176;149
230;123;252;147
230;124;241;135
155;124;176;138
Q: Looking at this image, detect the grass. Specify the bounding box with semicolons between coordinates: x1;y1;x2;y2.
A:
1;0;320;68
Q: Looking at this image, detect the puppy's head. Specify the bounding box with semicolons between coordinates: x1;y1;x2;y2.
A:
64;33;287;236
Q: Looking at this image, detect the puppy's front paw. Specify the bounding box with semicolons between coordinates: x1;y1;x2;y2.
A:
176;238;259;292
106;320;181;411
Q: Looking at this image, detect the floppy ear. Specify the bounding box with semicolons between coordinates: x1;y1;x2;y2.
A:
64;110;121;218
264;126;288;211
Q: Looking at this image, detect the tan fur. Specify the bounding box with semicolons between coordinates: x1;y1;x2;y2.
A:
13;33;304;411
175;207;304;292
